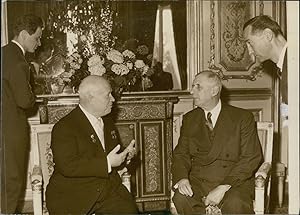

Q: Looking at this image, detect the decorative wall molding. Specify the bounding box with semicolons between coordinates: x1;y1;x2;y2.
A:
208;0;264;81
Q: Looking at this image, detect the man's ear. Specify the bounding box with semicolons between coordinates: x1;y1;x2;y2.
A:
211;85;220;97
263;28;274;41
19;29;29;40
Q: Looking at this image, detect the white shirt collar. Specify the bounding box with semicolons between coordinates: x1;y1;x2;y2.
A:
276;42;288;72
11;40;25;55
79;104;105;147
204;99;222;128
79;104;99;125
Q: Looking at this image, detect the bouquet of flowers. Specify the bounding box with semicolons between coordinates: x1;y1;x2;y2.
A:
42;0;154;95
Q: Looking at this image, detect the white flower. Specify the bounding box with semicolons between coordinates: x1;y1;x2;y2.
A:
69;69;76;75
134;60;145;69
61;71;72;78
88;55;104;67
122;49;136;59
111;64;129;75
89;64;106;76
126;61;133;70
142;65;149;75
107;49;124;64
80;35;87;42
70;62;81;70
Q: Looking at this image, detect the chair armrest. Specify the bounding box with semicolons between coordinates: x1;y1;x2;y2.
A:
255;162;271;188
31;165;42;191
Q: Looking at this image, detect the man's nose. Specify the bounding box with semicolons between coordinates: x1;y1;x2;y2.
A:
246;43;255;62
110;94;115;102
190;88;194;95
246;43;254;55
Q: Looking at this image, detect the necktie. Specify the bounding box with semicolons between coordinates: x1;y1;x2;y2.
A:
97;117;105;150
206;112;214;141
206;112;213;131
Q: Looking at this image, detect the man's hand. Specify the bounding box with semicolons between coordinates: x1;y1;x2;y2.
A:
124;140;137;164
204;185;231;206
176;178;193;197
107;145;127;167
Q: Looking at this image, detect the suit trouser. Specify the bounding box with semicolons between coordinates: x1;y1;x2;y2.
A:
1;134;29;214
88;179;138;214
173;179;254;214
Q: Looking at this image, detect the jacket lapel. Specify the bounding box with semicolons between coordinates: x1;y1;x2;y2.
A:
73;106;106;153
194;108;212;144
206;104;232;160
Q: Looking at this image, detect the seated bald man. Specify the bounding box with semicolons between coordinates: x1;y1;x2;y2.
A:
46;75;138;214
172;71;263;214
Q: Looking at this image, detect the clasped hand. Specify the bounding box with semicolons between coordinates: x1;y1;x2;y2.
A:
203;185;231;206
177;179;230;207
107;140;136;167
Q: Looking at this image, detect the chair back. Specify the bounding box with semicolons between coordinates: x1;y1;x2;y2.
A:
30;124;55;201
256;122;273;163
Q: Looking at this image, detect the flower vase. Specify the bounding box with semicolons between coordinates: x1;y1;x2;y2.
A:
50;83;64;94
62;85;74;94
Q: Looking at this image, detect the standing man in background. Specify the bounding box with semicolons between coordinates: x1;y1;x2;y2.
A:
1;14;43;213
243;15;288;105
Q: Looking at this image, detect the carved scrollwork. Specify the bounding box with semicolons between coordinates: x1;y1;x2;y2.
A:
209;0;264;81
118;104;165;120
48;105;75;123
31;179;42;192
255;175;265;188
144;125;161;193
45;141;55;176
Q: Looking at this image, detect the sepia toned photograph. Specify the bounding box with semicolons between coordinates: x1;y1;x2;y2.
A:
1;0;299;214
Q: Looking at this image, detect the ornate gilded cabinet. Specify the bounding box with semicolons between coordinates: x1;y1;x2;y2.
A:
37;93;178;212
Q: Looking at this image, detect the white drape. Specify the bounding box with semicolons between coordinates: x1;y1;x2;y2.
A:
152;4;182;90
1;0;8;47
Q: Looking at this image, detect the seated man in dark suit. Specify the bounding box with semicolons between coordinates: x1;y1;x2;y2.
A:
172;70;263;214
46;75;138;214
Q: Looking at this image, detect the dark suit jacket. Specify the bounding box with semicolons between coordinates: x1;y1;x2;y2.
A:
2;42;35;146
281;53;288;104
172;103;263;200
46;107;124;214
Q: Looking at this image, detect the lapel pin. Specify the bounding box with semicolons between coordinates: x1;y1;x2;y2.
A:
111;130;117;139
90;134;97;143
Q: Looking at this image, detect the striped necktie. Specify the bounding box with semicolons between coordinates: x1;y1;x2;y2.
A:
206;112;214;141
206;112;213;131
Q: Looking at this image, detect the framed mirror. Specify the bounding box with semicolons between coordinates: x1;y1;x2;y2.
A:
20;0;188;95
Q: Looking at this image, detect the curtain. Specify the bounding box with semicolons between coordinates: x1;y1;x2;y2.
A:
152;4;182;90
1;0;8;47
172;2;187;90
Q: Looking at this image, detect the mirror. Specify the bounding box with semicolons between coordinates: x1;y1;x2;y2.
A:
28;0;187;95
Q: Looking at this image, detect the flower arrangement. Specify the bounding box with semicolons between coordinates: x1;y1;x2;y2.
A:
40;0;154;95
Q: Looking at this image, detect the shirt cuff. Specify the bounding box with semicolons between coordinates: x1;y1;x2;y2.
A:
107;156;112;173
173;183;179;189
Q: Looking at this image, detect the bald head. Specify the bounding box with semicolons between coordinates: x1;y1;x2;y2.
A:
79;75;115;117
79;76;110;99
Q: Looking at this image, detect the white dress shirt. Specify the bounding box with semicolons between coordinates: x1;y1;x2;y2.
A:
204;99;222;128
276;42;288;72
79;104;112;173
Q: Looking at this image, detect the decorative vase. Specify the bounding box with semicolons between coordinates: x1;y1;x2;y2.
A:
62;85;74;94
50;83;64;94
